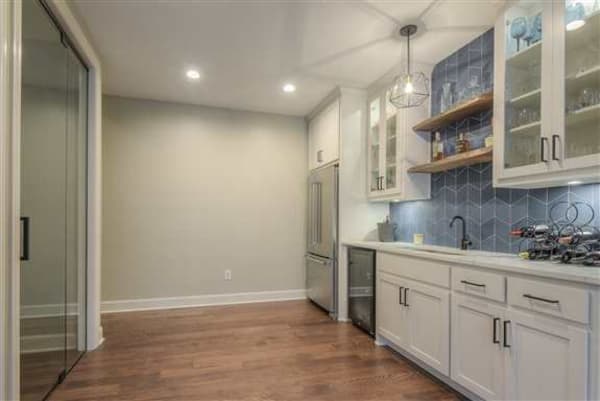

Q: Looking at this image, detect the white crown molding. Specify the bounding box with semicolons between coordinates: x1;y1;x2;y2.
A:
101;289;307;314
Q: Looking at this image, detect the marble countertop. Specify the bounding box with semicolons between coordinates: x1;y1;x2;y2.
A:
342;240;600;286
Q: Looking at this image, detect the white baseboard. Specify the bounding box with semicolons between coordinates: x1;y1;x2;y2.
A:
101;289;307;314
21;303;80;319
21;333;76;354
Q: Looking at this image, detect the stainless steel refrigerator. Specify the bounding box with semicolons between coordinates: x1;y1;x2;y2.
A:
306;164;338;317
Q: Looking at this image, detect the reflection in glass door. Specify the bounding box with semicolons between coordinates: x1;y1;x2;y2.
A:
503;1;545;169
384;90;397;191
563;0;600;159
20;1;88;400
369;98;381;192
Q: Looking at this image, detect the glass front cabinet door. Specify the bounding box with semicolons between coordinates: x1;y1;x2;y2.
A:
367;89;430;202
494;0;600;187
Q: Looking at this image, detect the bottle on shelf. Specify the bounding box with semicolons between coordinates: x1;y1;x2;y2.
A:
455;132;471;154
432;131;444;161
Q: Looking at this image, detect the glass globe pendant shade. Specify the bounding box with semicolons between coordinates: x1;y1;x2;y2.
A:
389;24;430;109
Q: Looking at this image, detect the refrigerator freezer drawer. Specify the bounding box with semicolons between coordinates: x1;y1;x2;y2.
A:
306;255;334;312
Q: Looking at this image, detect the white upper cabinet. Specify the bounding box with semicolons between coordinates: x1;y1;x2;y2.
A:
367;89;430;202
494;0;600;188
308;99;340;170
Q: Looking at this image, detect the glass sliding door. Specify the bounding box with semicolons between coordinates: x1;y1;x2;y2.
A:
20;1;88;400
65;42;88;372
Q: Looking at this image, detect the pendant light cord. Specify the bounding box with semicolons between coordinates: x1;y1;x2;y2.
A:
406;31;411;76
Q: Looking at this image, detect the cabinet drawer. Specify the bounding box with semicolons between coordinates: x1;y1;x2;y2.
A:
507;277;590;324
452;267;505;303
378;252;450;288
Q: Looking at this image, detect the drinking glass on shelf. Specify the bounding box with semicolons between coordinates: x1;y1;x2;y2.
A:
510;17;527;52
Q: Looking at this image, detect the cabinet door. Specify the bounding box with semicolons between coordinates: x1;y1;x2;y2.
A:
376;273;407;347
451;295;505;400
308;115;320;170
382;90;400;194
319;99;340;165
554;1;600;171
505;310;588;401
368;97;384;195
308;100;339;170
403;280;450;375
494;1;554;181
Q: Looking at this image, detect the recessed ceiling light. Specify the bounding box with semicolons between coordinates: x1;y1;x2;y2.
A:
186;69;200;80
282;83;296;93
568;180;583;186
566;19;585;31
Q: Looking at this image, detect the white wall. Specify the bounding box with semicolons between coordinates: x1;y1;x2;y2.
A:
102;95;307;304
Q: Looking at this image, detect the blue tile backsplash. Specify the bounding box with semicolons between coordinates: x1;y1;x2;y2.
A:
390;164;600;253
390;29;600;253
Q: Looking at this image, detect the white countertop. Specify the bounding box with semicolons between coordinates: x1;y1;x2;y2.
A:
342;240;600;286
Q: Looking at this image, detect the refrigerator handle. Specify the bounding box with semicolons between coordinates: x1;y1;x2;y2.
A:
309;182;322;246
315;182;322;244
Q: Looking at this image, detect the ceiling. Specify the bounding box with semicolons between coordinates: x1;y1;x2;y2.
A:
70;0;505;116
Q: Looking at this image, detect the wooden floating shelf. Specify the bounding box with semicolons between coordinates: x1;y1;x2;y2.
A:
413;91;494;132
408;146;493;174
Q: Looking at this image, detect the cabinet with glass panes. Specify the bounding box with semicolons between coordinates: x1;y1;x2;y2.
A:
367;86;430;202
494;0;600;188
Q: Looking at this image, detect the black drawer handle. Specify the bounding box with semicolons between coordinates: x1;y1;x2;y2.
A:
460;280;486;288
503;320;511;348
403;287;409;307
398;286;403;305
493;317;500;344
523;294;560;304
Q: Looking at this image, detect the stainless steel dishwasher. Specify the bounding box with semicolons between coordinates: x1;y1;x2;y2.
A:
348;247;376;336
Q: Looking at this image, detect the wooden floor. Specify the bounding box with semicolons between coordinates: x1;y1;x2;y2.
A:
49;300;461;401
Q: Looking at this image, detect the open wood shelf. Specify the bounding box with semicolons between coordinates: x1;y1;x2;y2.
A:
407;146;493;173
413;91;494;132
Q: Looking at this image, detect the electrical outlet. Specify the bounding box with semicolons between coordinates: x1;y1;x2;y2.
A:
224;270;232;281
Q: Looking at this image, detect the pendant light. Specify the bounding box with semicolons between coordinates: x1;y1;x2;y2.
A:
389;24;429;109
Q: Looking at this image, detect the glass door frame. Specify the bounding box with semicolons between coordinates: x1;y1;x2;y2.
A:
494;0;554;181
552;1;600;173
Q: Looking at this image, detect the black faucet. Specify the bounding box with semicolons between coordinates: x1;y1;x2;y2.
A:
450;215;472;250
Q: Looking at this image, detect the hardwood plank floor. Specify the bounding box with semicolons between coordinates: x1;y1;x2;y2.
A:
49;300;461;401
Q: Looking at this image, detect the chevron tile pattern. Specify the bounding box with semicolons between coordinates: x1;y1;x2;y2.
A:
390;163;600;253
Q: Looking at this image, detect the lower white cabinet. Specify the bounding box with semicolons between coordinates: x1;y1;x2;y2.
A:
377;272;450;376
451;295;505;400
505;310;589;401
374;252;595;401
403;280;450;375
377;273;406;346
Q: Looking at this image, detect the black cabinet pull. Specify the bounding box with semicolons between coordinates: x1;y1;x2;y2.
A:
403;287;409;307
503;320;511;348
552;135;560;161
541;137;548;162
493;317;500;344
523;294;560;304
460;280;486;288
398;286;403;305
20;217;30;261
